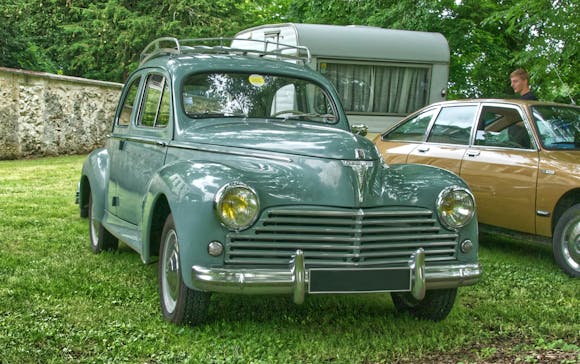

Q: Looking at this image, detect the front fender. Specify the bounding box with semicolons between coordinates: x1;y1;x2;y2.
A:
79;148;109;222
379;163;472;208
381;163;479;261
141;160;243;285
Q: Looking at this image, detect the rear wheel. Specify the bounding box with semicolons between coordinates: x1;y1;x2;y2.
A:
553;204;580;277
88;193;118;253
159;214;211;325
391;288;457;321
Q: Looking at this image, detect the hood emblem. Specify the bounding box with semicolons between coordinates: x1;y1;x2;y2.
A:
343;156;374;203
354;148;366;160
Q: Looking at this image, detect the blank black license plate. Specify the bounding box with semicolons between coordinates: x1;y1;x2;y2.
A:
308;267;411;293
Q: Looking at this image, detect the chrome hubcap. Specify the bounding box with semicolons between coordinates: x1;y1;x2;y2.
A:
162;229;180;313
562;214;580;272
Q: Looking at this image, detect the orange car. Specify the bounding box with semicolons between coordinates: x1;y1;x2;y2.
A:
373;99;579;277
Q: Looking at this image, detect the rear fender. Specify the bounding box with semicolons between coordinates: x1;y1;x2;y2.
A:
79;148;110;222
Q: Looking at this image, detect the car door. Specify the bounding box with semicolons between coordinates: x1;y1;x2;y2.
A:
459;103;539;234
116;72;171;226
108;74;142;218
406;104;478;174
375;107;439;164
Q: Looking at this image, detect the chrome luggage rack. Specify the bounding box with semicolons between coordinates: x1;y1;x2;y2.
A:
140;37;311;65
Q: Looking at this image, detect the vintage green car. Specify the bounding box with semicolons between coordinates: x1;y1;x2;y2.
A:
77;37;481;325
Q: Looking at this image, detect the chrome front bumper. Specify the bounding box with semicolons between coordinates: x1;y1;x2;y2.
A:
192;249;482;304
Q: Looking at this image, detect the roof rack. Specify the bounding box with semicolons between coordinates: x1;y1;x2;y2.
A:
140;37;311;65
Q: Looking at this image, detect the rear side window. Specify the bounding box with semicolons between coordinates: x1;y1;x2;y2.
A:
139;74;170;128
427;106;476;145
474;106;531;149
117;77;141;127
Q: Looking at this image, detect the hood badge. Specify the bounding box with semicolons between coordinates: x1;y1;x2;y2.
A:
355;148;366;160
343;149;373;203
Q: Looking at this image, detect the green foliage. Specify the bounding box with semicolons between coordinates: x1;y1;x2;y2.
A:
286;0;578;103
0;0;577;101
0;156;579;363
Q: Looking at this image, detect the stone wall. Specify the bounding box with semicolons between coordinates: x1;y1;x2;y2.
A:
0;67;123;159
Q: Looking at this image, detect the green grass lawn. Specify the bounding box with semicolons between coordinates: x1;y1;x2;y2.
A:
0;155;578;363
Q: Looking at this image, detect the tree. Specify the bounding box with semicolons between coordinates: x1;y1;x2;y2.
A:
486;0;578;103
1;0;577;103
286;0;578;103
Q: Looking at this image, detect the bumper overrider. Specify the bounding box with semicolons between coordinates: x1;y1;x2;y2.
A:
192;249;482;303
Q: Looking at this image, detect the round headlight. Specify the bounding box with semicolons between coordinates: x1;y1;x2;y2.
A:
214;182;259;231
436;186;476;229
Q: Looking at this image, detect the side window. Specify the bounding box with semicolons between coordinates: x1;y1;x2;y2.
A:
475;106;531;149
383;108;437;142
427;105;477;145
139;74;170;128
117;77;141;126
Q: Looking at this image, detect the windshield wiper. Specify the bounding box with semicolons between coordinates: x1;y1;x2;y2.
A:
190;111;246;119
282;112;336;123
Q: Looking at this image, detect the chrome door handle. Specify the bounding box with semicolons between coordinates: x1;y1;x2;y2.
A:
466;150;480;157
417;146;430;153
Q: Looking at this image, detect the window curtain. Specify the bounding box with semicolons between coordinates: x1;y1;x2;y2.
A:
323;63;429;115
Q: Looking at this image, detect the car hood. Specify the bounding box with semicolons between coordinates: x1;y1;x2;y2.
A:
176;120;379;161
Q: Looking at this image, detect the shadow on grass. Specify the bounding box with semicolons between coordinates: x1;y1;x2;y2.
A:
479;231;552;259
206;291;397;326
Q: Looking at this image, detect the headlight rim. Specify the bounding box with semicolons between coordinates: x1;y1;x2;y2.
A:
436;185;476;230
214;181;260;231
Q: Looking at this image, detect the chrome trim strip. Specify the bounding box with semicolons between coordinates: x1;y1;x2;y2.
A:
170;141;294;163
191;258;482;303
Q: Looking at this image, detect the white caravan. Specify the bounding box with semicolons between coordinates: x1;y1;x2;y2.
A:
232;23;450;133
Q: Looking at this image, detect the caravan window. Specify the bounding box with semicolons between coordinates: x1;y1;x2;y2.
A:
320;61;430;116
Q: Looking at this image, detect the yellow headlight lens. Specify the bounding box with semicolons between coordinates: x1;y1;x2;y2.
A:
215;183;259;231
436;186;476;229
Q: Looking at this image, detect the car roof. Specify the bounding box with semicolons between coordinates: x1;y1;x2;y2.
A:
383;98;579;133
137;36;318;77
141;52;316;76
420;98;578;109
136;45;329;85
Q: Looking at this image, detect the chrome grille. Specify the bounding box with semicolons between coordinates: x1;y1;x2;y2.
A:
225;207;458;267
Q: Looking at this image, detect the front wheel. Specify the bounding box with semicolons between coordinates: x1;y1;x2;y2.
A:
391;288;457;321
159;214;211;325
553;204;580;277
88;193;118;253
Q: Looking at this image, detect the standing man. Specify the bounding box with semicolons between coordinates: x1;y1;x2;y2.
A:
510;68;538;100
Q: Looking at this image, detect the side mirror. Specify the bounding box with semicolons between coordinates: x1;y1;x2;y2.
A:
351;124;368;137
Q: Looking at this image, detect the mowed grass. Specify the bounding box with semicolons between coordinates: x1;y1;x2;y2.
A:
0;155;578;363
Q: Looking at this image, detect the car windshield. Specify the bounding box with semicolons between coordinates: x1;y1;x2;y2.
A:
182;72;337;124
532;105;580;150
